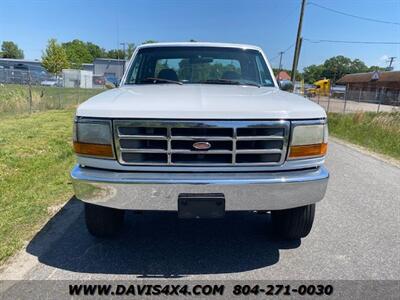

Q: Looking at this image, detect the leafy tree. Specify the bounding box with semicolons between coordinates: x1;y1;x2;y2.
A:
126;43;136;59
86;42;106;60
1;41;24;58
42;39;69;75
303;64;324;83
368;65;386;72
350;59;369;73
107;49;126;59
142;40;158;44
60;40;136;63
303;55;377;83
62;39;93;68
106;43;135;60
322;55;353;82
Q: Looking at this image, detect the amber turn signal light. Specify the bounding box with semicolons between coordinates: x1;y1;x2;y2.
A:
73;142;113;158
289;143;328;159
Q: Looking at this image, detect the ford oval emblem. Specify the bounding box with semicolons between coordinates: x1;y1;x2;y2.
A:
193;141;211;150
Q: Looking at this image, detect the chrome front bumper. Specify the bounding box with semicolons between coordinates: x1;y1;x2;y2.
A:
71;165;329;211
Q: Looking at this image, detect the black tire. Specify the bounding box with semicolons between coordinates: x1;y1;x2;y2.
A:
84;203;125;237
271;204;315;239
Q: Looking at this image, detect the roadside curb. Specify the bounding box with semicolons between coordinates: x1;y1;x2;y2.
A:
330;137;400;168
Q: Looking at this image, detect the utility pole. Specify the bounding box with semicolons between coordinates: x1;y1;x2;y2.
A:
386;56;396;71
291;0;306;88
120;42;126;60
277;51;284;80
120;42;126;75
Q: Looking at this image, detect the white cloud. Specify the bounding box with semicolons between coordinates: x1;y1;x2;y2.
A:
380;55;389;61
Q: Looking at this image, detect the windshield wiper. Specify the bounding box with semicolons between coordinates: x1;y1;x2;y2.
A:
201;79;240;85
201;79;260;88
240;81;261;88
141;77;183;85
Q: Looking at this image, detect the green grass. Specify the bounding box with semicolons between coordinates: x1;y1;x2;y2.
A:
328;112;400;160
0;110;76;264
0;83;103;115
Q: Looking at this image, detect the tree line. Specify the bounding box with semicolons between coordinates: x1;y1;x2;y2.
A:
1;39;152;75
301;56;385;84
273;56;386;84
0;39;139;62
0;40;388;82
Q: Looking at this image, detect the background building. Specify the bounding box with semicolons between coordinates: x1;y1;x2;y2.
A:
62;69;93;88
0;58;50;84
82;63;94;73
276;71;291;81
337;71;400;105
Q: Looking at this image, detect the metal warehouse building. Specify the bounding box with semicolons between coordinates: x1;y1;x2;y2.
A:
0;58;50;84
337;71;400;105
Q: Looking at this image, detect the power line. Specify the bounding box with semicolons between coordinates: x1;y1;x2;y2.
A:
304;38;400;45
282;43;295;54
269;43;295;64
270;43;294;60
269;54;280;62
308;2;400;26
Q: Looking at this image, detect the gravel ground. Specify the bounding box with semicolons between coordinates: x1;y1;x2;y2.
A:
0;140;399;281
309;97;399;113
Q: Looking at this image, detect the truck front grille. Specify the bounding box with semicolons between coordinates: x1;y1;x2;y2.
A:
113;120;290;166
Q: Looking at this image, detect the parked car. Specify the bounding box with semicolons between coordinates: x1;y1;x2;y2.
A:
71;42;329;239
40;77;62;87
93;75;105;86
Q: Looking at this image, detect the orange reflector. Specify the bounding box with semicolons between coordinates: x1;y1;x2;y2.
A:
289;143;328;159
73;142;113;157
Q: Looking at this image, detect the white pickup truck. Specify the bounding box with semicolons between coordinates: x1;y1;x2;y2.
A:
71;42;329;240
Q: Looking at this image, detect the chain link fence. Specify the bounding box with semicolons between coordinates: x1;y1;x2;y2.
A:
0;69;104;116
299;86;400;114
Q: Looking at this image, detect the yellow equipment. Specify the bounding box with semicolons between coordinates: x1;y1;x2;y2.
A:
307;79;330;97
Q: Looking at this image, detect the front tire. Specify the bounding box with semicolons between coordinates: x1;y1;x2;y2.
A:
84;203;125;237
271;204;315;239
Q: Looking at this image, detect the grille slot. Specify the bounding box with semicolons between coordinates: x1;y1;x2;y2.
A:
114;120;289;166
172;127;233;137
237;140;283;150
237;127;284;137
121;153;167;164
119;139;167;150
236;153;281;164
171;140;232;151
172;154;232;164
118;127;167;136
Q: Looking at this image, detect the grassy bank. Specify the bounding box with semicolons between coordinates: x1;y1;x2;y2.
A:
328;112;400;160
0;83;102;115
0;110;75;264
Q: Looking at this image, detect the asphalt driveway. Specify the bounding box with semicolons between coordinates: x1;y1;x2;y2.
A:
1;140;399;280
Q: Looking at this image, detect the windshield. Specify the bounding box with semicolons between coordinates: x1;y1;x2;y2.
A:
125;46;275;87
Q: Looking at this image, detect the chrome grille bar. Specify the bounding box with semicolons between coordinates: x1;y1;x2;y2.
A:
114;120;290;166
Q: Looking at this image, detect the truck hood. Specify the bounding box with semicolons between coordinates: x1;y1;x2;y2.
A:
77;85;326;119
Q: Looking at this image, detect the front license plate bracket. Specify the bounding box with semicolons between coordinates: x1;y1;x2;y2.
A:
178;193;225;219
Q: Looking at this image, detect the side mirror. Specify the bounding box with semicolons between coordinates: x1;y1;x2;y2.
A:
279;80;293;91
105;82;116;89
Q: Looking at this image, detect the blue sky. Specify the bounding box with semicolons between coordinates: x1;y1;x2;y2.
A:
1;0;399;70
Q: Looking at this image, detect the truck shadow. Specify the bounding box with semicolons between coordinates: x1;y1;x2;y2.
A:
26;197;300;278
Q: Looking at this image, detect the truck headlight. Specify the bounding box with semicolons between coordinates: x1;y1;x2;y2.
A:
73;118;114;158
288;123;328;159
